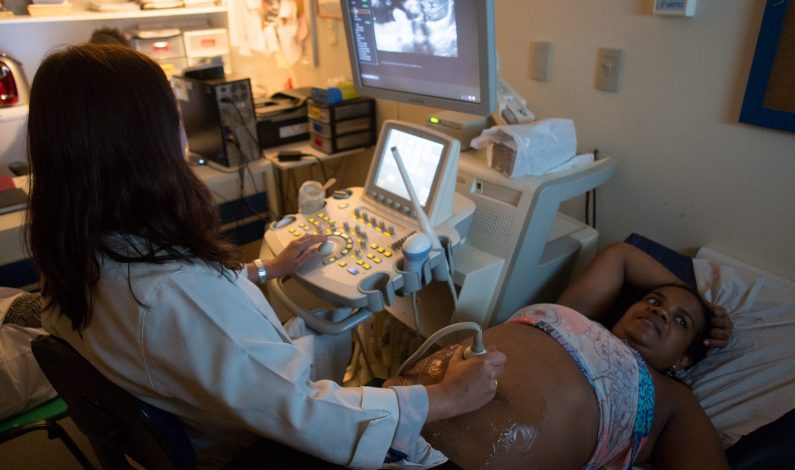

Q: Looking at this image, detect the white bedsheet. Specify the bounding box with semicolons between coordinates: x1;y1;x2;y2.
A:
680;248;795;447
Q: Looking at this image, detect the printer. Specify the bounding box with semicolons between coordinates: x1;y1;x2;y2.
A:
255;88;312;149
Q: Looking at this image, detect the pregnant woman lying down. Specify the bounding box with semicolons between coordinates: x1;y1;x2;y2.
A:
386;243;732;469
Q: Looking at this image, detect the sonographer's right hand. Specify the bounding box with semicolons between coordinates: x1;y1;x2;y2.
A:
264;234;328;278
424;345;506;422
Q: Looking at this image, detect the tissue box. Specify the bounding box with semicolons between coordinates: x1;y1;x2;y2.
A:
476;118;577;178
487;142;519;177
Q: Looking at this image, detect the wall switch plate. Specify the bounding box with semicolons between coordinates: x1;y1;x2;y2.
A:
530;41;552;81
595;48;625;92
653;0;697;17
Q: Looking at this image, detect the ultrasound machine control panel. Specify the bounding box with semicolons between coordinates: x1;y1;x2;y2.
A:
263;121;473;313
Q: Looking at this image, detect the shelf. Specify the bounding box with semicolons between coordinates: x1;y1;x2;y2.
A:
0;5;226;25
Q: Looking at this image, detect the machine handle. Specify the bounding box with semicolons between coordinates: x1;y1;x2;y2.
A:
268;277;375;335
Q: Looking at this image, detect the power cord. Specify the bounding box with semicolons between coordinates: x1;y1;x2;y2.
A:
220;99;275;224
585;148;599;229
220;97;259;146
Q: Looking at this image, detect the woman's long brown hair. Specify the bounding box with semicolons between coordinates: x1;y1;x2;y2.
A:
26;44;240;331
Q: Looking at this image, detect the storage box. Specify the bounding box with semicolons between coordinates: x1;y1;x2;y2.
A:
308;97;374;124
184;29;232;73
307;97;375;154
309;116;371;139
132;30;186;60
183;28;230;57
310;131;374;154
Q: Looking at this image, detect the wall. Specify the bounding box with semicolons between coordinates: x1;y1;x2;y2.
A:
3;1;793;279
273;0;795;280
490;0;795;280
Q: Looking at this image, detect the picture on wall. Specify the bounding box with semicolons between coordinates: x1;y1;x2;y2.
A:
740;0;795;133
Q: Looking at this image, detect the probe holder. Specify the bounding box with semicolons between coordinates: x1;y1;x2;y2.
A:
356;273;395;312
395;258;432;296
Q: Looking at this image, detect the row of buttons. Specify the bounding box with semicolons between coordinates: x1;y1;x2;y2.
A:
327;243;394;276
287;226;317;237
351;214;393;237
309;214;336;225
370;192;412;215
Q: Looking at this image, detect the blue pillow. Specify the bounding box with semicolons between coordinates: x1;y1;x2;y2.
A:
623;233;696;289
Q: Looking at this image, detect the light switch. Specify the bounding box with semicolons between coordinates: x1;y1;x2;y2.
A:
530;41;552;81
595;48;625;93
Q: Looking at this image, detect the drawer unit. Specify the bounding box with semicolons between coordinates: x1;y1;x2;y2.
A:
308;97;375;154
184;28;233;74
307;97;374;124
132;30;186;60
310;131;374;154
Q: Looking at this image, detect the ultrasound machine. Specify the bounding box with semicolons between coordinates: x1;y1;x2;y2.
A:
264;120;474;334
261;0;616;338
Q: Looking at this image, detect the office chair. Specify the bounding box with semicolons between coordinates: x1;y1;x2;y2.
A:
30;335;345;470
31;335;195;470
0;396;94;469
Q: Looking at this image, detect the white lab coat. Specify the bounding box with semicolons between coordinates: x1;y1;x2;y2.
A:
0;288;57;421
42;245;429;469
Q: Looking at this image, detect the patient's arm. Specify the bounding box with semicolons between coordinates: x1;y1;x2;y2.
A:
649;380;729;470
559;241;734;348
558;242;681;323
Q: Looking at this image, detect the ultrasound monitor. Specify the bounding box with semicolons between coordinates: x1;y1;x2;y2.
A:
364;120;461;226
341;0;497;116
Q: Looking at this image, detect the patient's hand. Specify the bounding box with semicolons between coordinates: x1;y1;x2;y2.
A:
705;303;732;349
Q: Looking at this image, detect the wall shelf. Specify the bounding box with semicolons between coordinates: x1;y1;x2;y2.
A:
0;5;226;25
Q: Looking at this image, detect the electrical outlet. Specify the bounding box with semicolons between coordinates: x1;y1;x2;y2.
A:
595;48;625;92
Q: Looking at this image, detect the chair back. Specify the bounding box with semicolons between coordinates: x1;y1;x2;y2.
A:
31;335;195;470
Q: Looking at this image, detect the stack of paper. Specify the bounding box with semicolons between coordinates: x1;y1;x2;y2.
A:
88;0;140;12
139;0;184;10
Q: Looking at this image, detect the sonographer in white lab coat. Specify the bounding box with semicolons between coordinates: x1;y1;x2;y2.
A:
43;237;414;467
31;44;505;470
42;235;502;468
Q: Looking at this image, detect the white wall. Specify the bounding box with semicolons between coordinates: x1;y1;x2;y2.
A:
3;1;793;279
491;0;795;280
290;0;795;280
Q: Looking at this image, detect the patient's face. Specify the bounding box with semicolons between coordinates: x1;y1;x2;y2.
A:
612;286;706;372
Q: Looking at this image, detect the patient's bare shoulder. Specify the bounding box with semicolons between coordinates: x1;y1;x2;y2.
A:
634;371;728;469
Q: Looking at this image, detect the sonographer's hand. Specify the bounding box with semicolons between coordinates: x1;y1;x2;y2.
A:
425;345;506;422
262;234;328;279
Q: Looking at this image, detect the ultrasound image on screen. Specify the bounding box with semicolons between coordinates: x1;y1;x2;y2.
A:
375;128;444;207
372;0;458;57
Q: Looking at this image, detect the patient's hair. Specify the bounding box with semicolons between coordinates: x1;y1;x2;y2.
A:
655;283;712;367
89;27;131;47
26;44;240;331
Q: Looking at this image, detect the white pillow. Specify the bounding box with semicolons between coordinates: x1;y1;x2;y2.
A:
679;248;795;447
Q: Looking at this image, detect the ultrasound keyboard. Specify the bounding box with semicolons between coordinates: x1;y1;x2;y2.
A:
263;187;473;312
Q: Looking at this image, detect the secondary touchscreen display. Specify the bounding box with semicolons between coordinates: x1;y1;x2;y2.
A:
374;128;444;207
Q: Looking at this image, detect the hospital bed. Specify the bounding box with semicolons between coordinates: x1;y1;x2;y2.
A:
625;234;795;468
